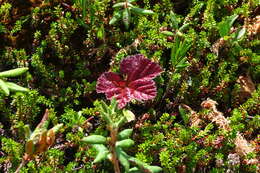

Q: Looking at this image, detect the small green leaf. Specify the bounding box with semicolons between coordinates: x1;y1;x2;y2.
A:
48;124;63;134
109;11;123;25
252;56;260;63
0;67;29;78
100;100;109;113
116;139;134;148
218;14;238;37
122;8;130;29
179;23;190;32
179;105;189;125
82;135;107;144
235;27;246;40
99;101;113;125
113;2;125;8
116;116;127;127
116;147;130;172
123;110;135;122
97;25;104;40
118;129;133;140
0;23;6;33
144;166;162;173
131;7;154;15
129;167;141;173
169;11;178;29
5;82;29;92
161;31;174;36
24;125;32;140
0;79;9;96
113;2;133;8
111;97;118;111
93;144;109;163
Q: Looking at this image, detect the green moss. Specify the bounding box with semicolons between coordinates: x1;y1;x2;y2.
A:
0;0;259;172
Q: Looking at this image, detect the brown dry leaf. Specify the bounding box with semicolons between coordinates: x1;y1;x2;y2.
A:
201;99;231;131
181;104;202;127
246;15;260;37
237;75;256;97
234;133;254;156
201;98;258;165
211;38;226;56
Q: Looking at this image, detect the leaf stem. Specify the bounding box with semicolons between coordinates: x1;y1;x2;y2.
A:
110;126;121;173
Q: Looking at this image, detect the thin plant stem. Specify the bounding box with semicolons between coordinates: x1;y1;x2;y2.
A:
15;158;28;173
110;126;121;173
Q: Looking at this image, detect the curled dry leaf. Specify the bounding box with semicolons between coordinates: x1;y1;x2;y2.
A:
201;98;258;165
180;104;202;127
246;15;260;37
201;99;231;131
236;75;256;99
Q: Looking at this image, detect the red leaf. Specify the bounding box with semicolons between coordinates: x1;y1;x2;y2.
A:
128;79;157;100
96;54;162;108
120;54;162;81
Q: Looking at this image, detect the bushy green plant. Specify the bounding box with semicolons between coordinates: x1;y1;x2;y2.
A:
82;98;162;173
0;0;259;172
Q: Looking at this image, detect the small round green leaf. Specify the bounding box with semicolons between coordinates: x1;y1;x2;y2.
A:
82;135;107;144
116;139;134;148
118;129;133;140
93;144;110;163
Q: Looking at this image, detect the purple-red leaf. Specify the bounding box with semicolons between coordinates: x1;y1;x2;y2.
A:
96;54;162;108
120;54;162;81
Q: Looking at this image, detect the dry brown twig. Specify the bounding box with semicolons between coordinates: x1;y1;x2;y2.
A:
201;98;258;165
182;98;258;165
180;104;202;127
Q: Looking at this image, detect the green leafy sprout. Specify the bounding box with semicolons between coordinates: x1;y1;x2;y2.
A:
0;67;29;96
82;98;162;173
109;0;155;29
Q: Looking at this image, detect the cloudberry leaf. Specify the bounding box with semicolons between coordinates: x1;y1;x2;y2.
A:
96;54;162;108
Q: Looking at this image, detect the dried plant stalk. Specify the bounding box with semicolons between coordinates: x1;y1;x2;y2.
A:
181;104;202;127
201;98;258;165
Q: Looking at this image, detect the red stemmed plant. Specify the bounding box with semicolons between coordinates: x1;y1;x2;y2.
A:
96;54;162;108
